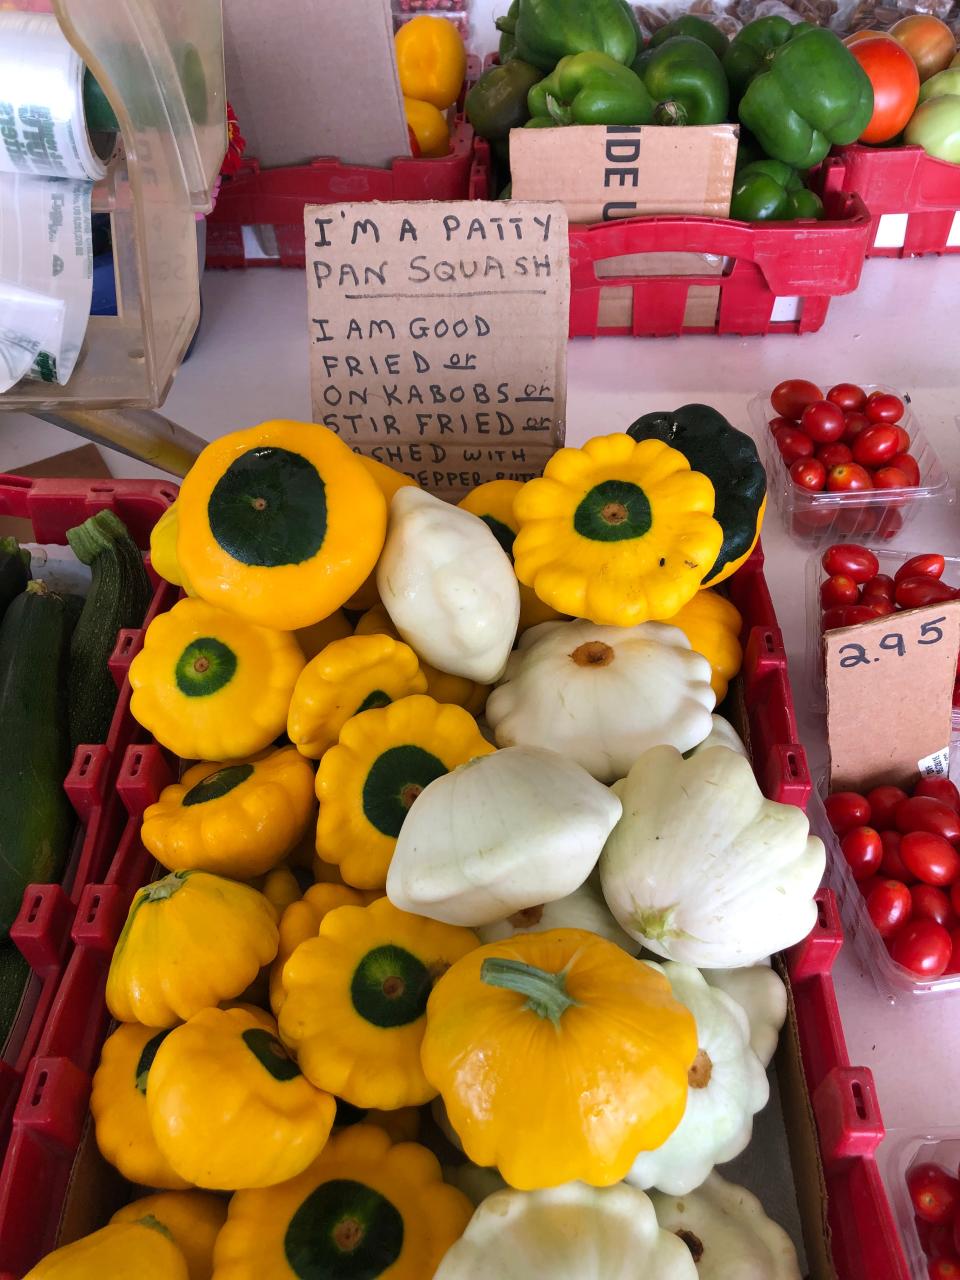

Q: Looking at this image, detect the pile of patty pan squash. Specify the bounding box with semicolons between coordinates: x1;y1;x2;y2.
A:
27;411;824;1279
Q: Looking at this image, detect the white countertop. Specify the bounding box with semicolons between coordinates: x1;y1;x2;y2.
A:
3;252;960;1184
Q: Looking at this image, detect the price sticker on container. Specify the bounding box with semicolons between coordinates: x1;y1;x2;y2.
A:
826;600;960;791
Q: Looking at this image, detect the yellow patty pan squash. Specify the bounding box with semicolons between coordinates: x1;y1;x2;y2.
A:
176;420;387;630
129;598;304;762
315;694;493;890
270;883;373;1016
212;1124;471;1280
664;590;743;704
147;1005;336;1190
355;606;489;716
288;635;427;760
458;480;564;633
345;457;419;612
24;1218;189;1280
512;434;724;627
257;864;308;916
106;871;279;1027
278;896;477;1109
141;747;316;879
91;1022;190;1189
294;608;351;661
421;928;698;1189
149;501;194;594
112;1193;227;1280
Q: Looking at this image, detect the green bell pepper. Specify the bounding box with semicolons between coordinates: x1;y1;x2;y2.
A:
466;60;543;139
642;36;728;126
730;160;824;221
527;52;654;125
734;23;873;168
514;0;640;72
495;0;519;62
722;15;798;104
649;15;728;60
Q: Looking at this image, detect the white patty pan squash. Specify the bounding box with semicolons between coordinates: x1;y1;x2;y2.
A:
477;875;638;953
485;619;715;783
702;964;788;1069
386;746;622;927
433;1183;699;1280
690;713;747;759
651;1173;802;1280
377;487;520;683
626;962;769;1196
599;745;826;967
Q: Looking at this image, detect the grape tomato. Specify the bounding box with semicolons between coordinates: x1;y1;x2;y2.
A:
771;379;823;418
896;796;960;844
866;878;912;936
915;778;960;811
860;574;896;603
880;829;914;881
865;390;906;422
821;544;880;581
895;554;946;582
841;826;883;880
825;790;871;833
774;426;815;465
868;786;909;830
820;575;859;608
801;400;847;443
911;883;956;928
891;919;952;977
790;458;826;491
901;831;960;886
827;382;867;412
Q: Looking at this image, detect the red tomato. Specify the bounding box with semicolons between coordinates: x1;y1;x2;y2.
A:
821;544;880;581
790;457;827;491
825;790;871;834
866;878;912;936
891;452;921;485
868;785;909;830
817;442;854;468
892;919;953;977
772;379;823;418
827;382;867;412
891;14;957;82
901;832;960;886
774;426;815;465
948;928;960;975
897;796;960;843
951;881;960;915
852;424;901;467
801;400;847;443
892;425;911;452
873;466;911;489
880;829;915;881
820;574;860;608
911;883;957;928
851;37;920;142
821;604;887;630
769;415;797;433
843;410;872;441
915;778;960;811
860;574;896;604
919;1219;958;1259
896;553;946;582
841;826;883;880
827;463;873;492
895;576;956;609
930;1256;960;1279
865;390;907;423
867;597;896;616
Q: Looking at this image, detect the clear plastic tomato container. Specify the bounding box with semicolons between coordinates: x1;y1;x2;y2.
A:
811;759;960;1001
804;546;960;714
750;387;951;546
878;1132;960;1279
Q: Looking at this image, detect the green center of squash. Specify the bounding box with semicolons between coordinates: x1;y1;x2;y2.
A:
480;513;516;558
355;689;392;716
183;762;254;806
361;745;447;838
242;1028;303;1081
208;447;328;567
284;1179;404;1278
351;945;432;1028
574;480;651;542
175;637;237;697
134;1029;172;1094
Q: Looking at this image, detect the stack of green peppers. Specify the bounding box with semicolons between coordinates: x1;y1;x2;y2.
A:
465;1;875;222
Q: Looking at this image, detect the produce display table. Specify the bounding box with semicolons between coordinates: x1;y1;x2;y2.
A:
3;254;959;1274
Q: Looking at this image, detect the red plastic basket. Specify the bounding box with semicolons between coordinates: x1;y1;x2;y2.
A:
820;145;960;258
567;190;871;338
206;117;492;270
0;476;175;1168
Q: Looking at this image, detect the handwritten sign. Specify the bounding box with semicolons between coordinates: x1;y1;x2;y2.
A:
305;200;569;498
825;600;960;791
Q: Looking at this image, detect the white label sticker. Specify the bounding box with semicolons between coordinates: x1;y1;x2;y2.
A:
874;213;908;249
918;747;951;778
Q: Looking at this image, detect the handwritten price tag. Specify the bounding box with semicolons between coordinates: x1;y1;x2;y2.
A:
825;599;960;791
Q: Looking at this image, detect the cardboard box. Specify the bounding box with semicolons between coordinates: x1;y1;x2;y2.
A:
223;0;411;169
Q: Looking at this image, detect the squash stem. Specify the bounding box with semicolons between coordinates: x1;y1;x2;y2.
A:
143;871;190;902
65;508;127;565
481;957;579;1027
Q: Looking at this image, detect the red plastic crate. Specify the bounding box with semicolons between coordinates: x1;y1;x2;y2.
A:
820;145;960;258
567;190;871;338
206;117;492;270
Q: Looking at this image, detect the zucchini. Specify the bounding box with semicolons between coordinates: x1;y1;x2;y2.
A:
0;536;30;625
66;509;152;751
0;581;75;935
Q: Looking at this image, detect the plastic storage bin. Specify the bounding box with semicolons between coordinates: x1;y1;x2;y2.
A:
820;146;960;259
566;190;872;338
752;386;951;545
